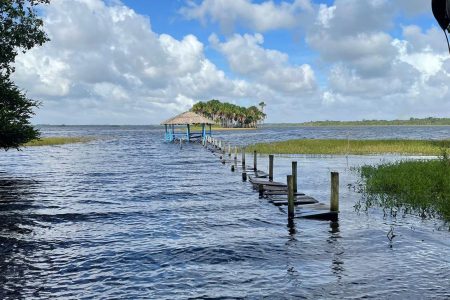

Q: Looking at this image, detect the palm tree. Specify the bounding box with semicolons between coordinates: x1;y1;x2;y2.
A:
258;101;267;127
191;99;266;128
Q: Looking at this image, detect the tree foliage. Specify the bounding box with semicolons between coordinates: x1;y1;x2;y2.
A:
0;0;50;76
0;75;39;150
1;0;49;150
192;100;266;128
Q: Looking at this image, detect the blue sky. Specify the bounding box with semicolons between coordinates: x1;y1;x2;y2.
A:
11;0;450;124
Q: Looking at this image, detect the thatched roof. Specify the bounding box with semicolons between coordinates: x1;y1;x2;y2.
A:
161;111;215;125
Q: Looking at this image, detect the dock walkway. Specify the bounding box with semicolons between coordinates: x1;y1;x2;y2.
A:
203;136;339;221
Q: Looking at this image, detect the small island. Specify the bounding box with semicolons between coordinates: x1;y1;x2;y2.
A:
191;99;266;128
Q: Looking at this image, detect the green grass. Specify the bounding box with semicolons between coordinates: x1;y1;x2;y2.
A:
25;137;93;146
358;154;450;222
246;139;450;156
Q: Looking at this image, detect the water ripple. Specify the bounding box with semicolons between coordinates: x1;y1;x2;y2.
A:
0;125;449;299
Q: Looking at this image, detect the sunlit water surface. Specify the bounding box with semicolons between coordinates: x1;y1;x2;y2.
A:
0;126;449;299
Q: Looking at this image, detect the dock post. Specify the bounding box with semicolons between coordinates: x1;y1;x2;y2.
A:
242;172;247;182
231;165;235;172
242;148;246;168
269;155;274;182
292;161;297;193
287;175;295;219
228;144;231;157
253;151;257;171
234;146;237;160
258;184;264;198
331;172;339;212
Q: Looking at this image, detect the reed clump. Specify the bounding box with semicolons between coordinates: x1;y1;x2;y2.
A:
246;139;450;156
359;152;450;221
25;137;93;146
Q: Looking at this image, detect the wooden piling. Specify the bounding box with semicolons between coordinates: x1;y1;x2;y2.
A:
330;172;339;212
228;144;231;157
234;146;237;160
242;172;247;182
253;151;257;171
287;175;295;219
258;184;264;197
269;155;274;182
231;165;235;172
242;148;246;168
292;161;297;193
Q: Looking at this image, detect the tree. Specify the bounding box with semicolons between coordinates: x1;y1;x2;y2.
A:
1;0;50;150
0;75;39;150
258;101;266;127
1;0;50;76
192;99;266;128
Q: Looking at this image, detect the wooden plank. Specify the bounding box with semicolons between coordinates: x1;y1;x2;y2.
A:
263;185;289;192
295;211;338;221
268;195;318;204
249;177;285;186
293;203;338;221
272;200;317;206
264;190;305;196
253;171;269;178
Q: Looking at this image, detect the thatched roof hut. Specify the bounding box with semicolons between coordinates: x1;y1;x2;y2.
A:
161;111;214;142
161;111;214;125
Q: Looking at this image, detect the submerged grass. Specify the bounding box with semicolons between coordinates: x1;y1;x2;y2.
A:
25;137;93;146
246;139;450;156
358;153;450;222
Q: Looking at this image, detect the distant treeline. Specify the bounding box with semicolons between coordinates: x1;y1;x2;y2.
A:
268;117;450;127
192;99;266;128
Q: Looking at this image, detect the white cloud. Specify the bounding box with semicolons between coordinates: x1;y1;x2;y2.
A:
12;0;263;124
304;0;450;120
210;33;316;94
180;0;313;33
11;0;450;124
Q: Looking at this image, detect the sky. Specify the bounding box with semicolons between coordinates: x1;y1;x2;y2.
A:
11;0;450;125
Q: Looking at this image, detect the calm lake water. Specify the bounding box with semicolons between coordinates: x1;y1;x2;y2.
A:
0;126;449;299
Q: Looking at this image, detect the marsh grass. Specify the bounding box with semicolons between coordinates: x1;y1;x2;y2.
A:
247;139;450;156
25;137;93;146
358;153;450;222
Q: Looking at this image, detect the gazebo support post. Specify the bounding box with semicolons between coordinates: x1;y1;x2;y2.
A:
202;124;206;142
171;125;175;142
164;125;168;141
186;124;191;143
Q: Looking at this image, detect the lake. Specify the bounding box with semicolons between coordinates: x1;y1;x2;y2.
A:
0;126;449;299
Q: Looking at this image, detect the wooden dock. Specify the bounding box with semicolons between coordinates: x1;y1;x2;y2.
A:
203;136;339;221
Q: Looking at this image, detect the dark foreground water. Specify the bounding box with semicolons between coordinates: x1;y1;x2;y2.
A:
0;126;449;299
